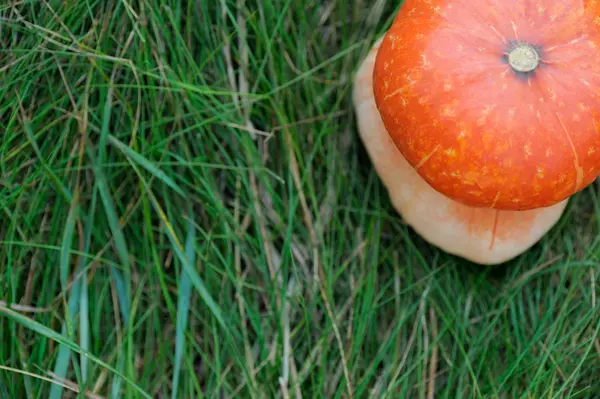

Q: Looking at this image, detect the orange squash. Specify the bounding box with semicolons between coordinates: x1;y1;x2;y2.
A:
373;0;600;210
354;38;567;264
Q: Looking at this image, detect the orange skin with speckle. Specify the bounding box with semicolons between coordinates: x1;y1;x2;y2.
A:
373;0;600;210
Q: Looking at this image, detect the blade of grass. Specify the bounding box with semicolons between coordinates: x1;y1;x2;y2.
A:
107;134;184;196
79;258;90;384
49;188;80;399
49;189;98;399
90;100;132;325
59;190;78;290
137;177;224;328
171;207;196;399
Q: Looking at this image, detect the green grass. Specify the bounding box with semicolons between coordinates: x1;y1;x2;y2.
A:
1;0;599;397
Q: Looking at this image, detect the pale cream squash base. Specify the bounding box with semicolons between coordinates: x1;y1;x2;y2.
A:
352;38;568;265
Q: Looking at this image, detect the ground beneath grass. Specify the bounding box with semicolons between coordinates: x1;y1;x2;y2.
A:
1;1;599;398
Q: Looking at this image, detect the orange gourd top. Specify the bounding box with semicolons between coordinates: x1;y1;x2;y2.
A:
373;0;600;210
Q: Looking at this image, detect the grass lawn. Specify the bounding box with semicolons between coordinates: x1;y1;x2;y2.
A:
1;0;600;397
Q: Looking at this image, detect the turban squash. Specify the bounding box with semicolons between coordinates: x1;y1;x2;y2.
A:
353;0;600;263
